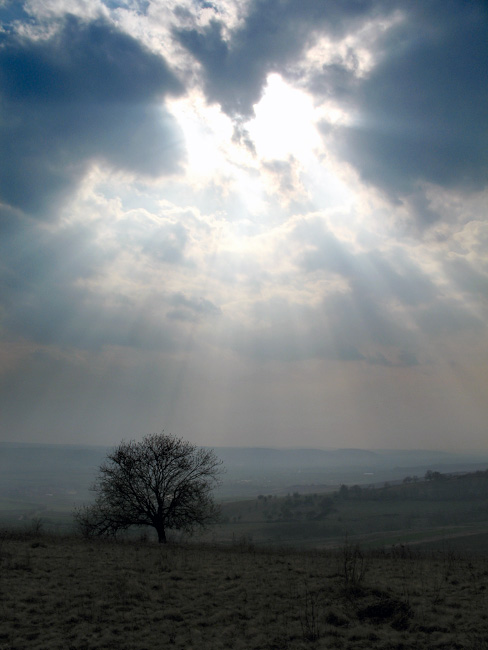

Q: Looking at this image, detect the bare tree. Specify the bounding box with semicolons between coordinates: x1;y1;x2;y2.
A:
74;433;223;543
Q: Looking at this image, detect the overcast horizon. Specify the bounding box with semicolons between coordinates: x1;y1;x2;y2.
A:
1;0;487;452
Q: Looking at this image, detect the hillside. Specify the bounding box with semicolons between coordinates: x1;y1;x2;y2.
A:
211;470;488;552
1;530;487;650
1;441;487;553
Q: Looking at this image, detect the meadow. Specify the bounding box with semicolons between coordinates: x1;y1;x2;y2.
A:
2;450;488;649
1;528;488;650
208;471;488;553
4;470;488;553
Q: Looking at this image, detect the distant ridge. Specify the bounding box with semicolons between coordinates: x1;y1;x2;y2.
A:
211;446;488;471
213;447;379;468
1;441;487;503
1;441;487;479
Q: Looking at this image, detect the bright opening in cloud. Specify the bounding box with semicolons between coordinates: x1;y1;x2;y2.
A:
169;94;235;179
248;74;321;161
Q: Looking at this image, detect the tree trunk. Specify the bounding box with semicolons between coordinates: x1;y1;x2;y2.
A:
155;523;167;544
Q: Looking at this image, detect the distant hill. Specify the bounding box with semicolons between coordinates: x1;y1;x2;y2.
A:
213;446;379;469
0;442;107;495
212;445;488;472
336;469;488;502
1;441;487;501
1;442;488;549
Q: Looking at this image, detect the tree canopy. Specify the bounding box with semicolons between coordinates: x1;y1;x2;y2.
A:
74;433;223;543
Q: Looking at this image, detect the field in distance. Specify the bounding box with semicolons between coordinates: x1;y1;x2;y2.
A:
206;470;488;554
1;442;488;553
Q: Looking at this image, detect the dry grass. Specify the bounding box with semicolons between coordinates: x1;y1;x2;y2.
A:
1;530;487;650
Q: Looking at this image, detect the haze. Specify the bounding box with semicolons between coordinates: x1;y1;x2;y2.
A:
0;0;487;452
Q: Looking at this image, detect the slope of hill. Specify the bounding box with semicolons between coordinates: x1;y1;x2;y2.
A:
1;442;487;546
1;531;487;650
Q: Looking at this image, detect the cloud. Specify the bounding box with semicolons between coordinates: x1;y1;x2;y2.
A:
0;194;224;353
175;0;488;227
0;210;106;303
0;0;486;450
166;292;221;322
444;257;488;300
293;217;438;307
140;221;191;265
0;216;124;348
0;12;184;219
225;289;420;368
327;1;488;221
174;0;380;117
261;157;308;207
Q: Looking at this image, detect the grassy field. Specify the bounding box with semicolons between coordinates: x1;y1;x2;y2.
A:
3;474;488;553
2;451;488;648
2;467;488;557
206;485;488;553
1;529;487;650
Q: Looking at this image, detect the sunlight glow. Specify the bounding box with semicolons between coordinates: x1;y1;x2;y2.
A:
248;74;321;161
169;95;235;178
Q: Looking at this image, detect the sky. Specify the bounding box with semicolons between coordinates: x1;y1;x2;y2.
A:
0;0;487;451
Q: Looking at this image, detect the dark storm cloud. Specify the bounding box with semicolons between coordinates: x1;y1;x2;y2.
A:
176;0;487;223
174;0;380;117
0;12;184;218
0;0;30;26
328;1;488;215
308;59;357;101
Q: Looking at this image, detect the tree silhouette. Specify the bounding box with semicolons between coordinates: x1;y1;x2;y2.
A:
74;433;223;543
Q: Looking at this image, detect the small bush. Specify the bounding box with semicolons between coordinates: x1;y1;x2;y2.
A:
341;541;369;592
